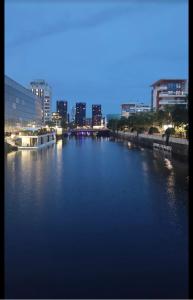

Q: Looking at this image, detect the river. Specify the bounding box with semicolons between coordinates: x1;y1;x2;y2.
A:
5;137;189;299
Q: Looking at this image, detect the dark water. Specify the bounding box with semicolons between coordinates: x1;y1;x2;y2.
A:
5;137;189;299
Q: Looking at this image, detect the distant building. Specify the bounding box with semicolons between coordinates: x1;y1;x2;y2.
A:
56;100;68;124
106;114;120;121
92;104;102;127
151;79;188;110
75;102;86;127
121;104;135;118
5;75;42;132
51;112;62;127
30;79;52;124
71;106;76;124
86;118;92;127
102;117;107;127
121;103;151;117
135;103;151;113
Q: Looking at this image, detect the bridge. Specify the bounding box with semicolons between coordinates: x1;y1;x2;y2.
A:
69;128;110;137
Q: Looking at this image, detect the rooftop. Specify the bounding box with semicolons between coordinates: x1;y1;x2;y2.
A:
151;79;187;87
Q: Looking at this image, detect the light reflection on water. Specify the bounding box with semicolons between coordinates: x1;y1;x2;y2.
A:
5;137;188;299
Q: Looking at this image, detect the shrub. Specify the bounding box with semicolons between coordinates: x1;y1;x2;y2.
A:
137;127;145;134
148;127;160;134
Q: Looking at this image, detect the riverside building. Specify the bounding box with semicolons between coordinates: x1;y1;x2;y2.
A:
30;79;52;124
5;75;42;133
151;79;188;111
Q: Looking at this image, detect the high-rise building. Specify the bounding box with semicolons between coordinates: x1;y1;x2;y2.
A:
5;75;42;132
151;79;188;111
71;106;76;124
92;104;102;127
75;103;86;127
30;80;52;124
56;100;68;124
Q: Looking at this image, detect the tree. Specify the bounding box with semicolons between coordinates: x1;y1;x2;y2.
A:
107;119;119;132
154;110;169;127
117;117;128;131
171;105;188;127
148;127;160;134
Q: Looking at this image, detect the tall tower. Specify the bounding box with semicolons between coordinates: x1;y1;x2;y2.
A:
30;80;52;124
92;104;102;126
75;103;86;127
56;100;68;124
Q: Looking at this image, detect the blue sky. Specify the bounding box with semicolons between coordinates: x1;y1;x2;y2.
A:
5;0;188;116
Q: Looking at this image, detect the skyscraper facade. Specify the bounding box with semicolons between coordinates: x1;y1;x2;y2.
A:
75;103;86;127
30;80;52;124
92;104;102;126
56;100;68;124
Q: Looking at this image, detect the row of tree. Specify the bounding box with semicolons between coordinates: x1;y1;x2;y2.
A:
107;105;188;136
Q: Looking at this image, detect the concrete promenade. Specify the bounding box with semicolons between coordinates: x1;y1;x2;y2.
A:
117;131;188;145
116;131;188;160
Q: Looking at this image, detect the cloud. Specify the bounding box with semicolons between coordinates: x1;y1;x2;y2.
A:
6;0;187;48
7;5;132;48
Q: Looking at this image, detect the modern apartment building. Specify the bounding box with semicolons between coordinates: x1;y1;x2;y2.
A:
30;79;52;124
56;100;68;124
92;104;102;127
121;103;151;118
5;75;42;132
151;79;188;111
75;103;86;127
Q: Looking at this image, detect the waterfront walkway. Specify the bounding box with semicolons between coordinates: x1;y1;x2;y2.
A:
117;131;188;145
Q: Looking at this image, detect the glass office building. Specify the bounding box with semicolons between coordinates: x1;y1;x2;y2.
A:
5;75;42;132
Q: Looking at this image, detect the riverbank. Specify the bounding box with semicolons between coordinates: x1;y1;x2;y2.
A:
4;142;18;154
113;131;188;161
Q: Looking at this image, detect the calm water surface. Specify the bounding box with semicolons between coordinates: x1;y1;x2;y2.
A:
5;137;189;299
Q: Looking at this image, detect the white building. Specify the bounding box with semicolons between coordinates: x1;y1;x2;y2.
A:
151;79;188;111
29;80;52;124
121;103;151;118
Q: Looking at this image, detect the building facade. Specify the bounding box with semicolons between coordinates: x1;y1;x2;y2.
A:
56;100;68;124
151;79;188;110
30;79;52;124
51;112;62;127
75;103;86;127
86;118;92;127
5;75;42;132
121;103;151;118
92;104;102;127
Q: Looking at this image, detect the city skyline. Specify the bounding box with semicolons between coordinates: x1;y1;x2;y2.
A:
5;0;188;115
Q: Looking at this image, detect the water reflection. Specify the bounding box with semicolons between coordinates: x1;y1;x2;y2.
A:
5;138;188;299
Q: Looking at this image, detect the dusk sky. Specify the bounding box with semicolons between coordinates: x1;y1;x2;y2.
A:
5;0;188;116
